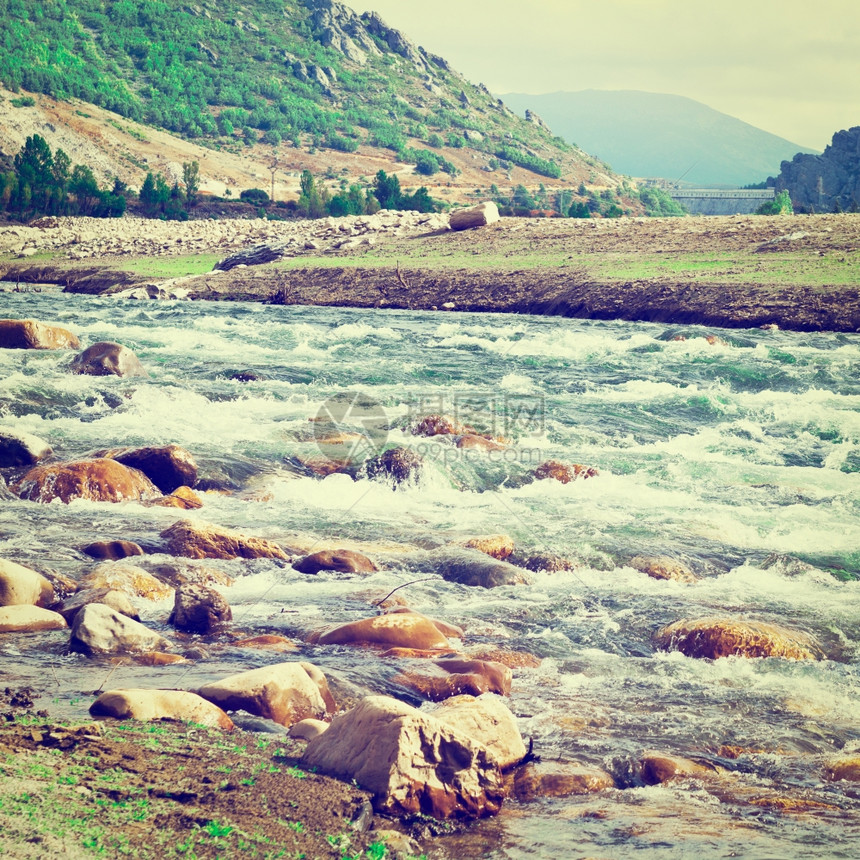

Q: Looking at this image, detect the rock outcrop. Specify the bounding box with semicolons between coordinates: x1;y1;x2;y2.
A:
301;695;505;819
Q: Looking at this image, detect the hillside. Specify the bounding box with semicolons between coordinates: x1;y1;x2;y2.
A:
501;89;817;187
0;0;621;207
775;126;860;213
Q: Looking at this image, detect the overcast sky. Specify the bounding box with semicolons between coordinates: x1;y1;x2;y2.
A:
344;0;858;150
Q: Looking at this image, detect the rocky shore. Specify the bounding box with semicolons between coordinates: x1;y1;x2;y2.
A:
2;212;859;332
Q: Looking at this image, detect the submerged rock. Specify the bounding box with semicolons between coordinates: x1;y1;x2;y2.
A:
68;341;147;377
0;427;53;468
168;583;232;634
639;751;718;785
436;549;531;589
0;318;80;350
90;689;234;729
512;762;616;801
81;562;173;602
293;548;377;575
314;610;461;651
533;460;599;483
629;555;698;583
196;661;335;727
653;616;824;660
160;519;288;560
81;540;145;561
458;535;515;561
301;695;505;819
91;444;198;494
363;447;424;486
15;458;161;504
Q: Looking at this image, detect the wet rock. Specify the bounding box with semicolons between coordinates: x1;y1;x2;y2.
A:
508;550;575;573
436;549;531;589
289;718;329;741
433;694;526;769
0;558;54;607
68;341;147;377
160;519;288;560
148;485;204;509
91;444;197;494
629;555;698;583
197;661;335;727
168;584;232;634
459;535;514;561
466;647;543;669
455;434;507;452
411;414;469;437
57;588;140;625
0;318;80;350
82;540;145;561
395;658;512;702
363;447;424;486
824;756;860;782
301;695;504;819
449;202;500;231
512;762;616;801
293;548;377;575
314;610;459;651
14;458;161;504
81;562;173;601
232;634;298;652
434;658;512;695
653;616;824;660
90;689;234;729
639;751;716;784
0;605;68;633
533;460;599;483
0;427;53;467
147;561;235;589
131;651;188;666
70;603;170;654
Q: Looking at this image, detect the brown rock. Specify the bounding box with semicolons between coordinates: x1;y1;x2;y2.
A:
435;658;512;696
314;611;456;651
288;718;329;741
197;661;335;727
56;588;140;624
82;540;145;561
384;607;464;640
437;550;531;589
301;695;504;819
0;605;68;633
232;634;298;652
0;427;53;467
168;584;232;634
148;485;203;509
146;561;234;589
509;551;575;573
640;751;716;785
0;318;80;350
70;603;170;654
412;414;469;437
534;460;599;483
90;689;233;729
14;458;161;504
81;562;173;601
824;756;860;782
68;341;147;377
395;671;500;702
434;694;526;769
293;549;377;575
364;447;424;486
91;444;197;494
455;434;506;451
513;762;615;801
449;202;500;231
466;648;542;669
131;651;188;666
0;558;54;607
654;617;824;660
630;555;698;583
160;520;288;560
459;535;514;561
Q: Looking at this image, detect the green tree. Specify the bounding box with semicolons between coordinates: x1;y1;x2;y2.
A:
373;170;401;210
69;164;101;215
756;190;793;216
182;161;199;207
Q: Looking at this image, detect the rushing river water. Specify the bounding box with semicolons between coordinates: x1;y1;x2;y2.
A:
1;287;859;859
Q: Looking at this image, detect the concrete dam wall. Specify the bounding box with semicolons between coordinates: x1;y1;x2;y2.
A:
669;189;774;216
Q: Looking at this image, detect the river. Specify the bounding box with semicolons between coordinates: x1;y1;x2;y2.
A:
1;287;859;858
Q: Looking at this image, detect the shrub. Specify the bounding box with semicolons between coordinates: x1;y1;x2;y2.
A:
756;190;793;216
240;188;269;205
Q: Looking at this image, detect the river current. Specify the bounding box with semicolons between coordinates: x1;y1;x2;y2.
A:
1;288;859;859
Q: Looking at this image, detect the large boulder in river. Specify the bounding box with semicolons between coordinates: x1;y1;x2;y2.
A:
82;540;145;561
0;605;67;633
363;447;424;486
449;202;500;231
168;583;232;633
70;603;170;654
654;616;824;660
56;588;140;625
90;689;234;729
293;548;377;575
90;444;197;493
14;458;161;504
630;555;698;583
313;610;461;651
0;557;54;607
0;318;80;350
81;562;173;602
197;662;335;726
0;427;53;467
160;519;288;560
68;341;147;378
436;549;531;589
301;695;505;819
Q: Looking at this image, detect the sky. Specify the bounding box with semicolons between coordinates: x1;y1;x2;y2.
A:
344;0;859;151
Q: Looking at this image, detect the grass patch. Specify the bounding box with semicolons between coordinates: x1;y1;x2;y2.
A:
121;253;222;279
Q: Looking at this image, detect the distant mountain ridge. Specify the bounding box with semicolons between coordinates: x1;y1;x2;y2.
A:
500;90;817;187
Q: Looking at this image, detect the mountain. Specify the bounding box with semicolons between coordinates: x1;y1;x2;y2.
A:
500;90;817;187
0;0;619;203
775;126;860;213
